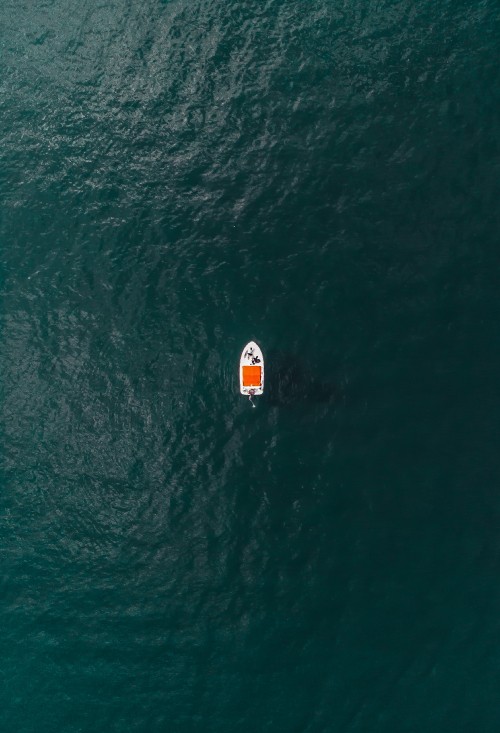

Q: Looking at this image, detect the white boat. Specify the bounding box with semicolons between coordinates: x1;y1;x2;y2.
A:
240;341;264;400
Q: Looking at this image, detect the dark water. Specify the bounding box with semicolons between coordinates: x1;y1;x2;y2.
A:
2;0;500;730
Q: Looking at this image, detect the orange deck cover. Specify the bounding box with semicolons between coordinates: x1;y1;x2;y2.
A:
242;365;262;386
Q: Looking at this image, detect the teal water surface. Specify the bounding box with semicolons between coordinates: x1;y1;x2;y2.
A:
2;0;500;731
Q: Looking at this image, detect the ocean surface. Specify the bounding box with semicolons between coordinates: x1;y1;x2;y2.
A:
1;0;500;730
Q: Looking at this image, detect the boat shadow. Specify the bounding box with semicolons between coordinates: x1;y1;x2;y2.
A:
264;350;341;408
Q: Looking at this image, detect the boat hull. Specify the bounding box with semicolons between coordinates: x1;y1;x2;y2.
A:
239;341;264;396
